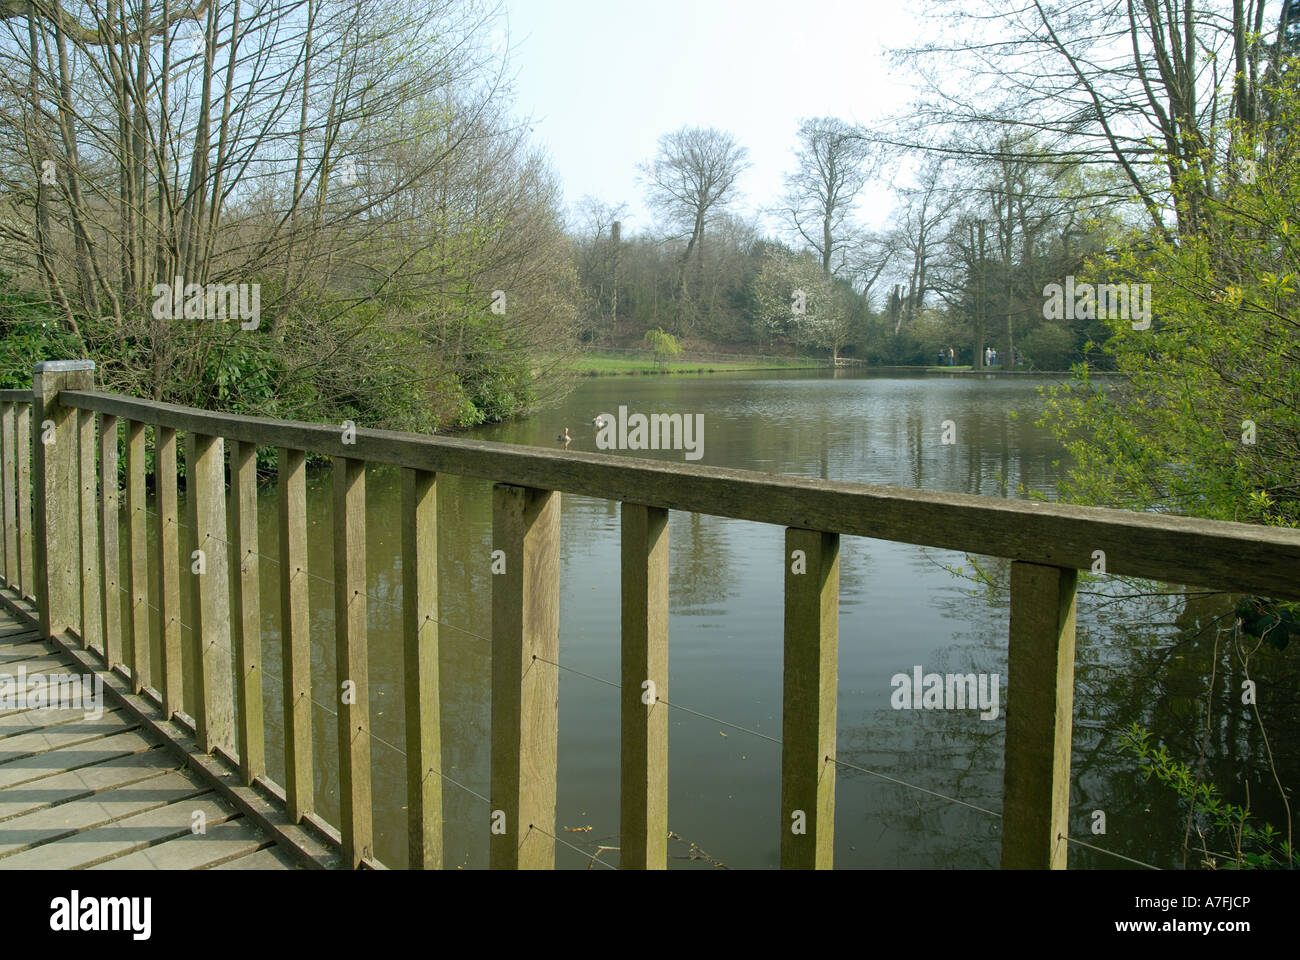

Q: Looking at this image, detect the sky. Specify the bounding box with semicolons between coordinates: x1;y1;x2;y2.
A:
497;0;924;238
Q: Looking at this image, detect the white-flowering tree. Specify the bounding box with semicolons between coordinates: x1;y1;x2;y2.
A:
752;251;850;358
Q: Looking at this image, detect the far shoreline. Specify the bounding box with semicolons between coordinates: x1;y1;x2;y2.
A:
562;351;1121;378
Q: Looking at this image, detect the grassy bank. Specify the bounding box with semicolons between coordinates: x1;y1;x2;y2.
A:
564;351;825;376
561;354;1104;377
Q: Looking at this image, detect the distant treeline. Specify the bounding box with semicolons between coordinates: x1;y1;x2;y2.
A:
0;0;1297;443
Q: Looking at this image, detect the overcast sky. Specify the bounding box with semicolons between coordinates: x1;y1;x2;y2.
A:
498;0;924;238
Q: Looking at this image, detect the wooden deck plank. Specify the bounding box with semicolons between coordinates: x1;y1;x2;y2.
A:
0;665;114;691
0;654;76;675
0;748;178;822
0;706;126;739
210;844;300;870
24;631;344;870
0;641;52;662
88;820;267;870
0;462;309;871
0;793;236;869
0;769;206;859
0;728;158;790
0;645;297;870
0;711;134;764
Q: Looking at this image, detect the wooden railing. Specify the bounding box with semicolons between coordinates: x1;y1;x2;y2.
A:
0;387;34;608
4;359;1299;869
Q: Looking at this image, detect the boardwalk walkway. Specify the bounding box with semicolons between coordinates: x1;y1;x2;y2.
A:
0;606;296;870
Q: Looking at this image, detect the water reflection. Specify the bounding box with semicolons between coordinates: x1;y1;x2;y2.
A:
125;370;1295;868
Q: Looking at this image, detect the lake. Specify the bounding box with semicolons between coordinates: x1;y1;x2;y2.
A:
147;369;1295;869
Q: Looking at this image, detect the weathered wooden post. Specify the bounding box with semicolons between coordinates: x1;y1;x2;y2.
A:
490;483;561;870
620;503;669;869
279;447;313;821
230;439;265;786
780;528;840;869
32;360;94;640
402;467;442;870
125;420;149;691
1001;561;1078;869
156;427;182;716
187;432;234;755
333;456;372;868
77;406;102;655
98;414;121;669
2;401;17;592
16;402;32;598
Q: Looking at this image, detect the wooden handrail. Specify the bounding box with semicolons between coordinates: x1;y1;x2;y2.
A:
60;388;1300;600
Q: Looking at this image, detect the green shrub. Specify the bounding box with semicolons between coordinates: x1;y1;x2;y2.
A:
644;327;682;367
1119;722;1296;869
1019;323;1075;370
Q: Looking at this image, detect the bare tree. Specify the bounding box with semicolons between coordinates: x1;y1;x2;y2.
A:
0;0;578;427
881;0;1295;237
571;195;628;343
895;159;955;334
780;116;875;277
638;125;748;327
840;228;900;307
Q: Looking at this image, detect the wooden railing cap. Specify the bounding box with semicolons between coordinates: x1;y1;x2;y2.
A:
55;387;1300;599
33;359;95;374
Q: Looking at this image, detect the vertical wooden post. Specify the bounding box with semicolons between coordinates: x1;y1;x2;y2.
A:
1002;561;1077;870
402;467;442;870
77;409;102;653
186;432;233;755
780;528;839;870
490;484;561;870
2;402;16;591
278;447;313;821
125;420;149;691
230;440;265;785
99;414;121;671
32;360;94;640
619;503;669;870
333;456;372;868
156;427;182;717
16;403;32;598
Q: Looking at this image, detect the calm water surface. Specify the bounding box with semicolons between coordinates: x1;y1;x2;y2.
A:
141;370;1296;869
